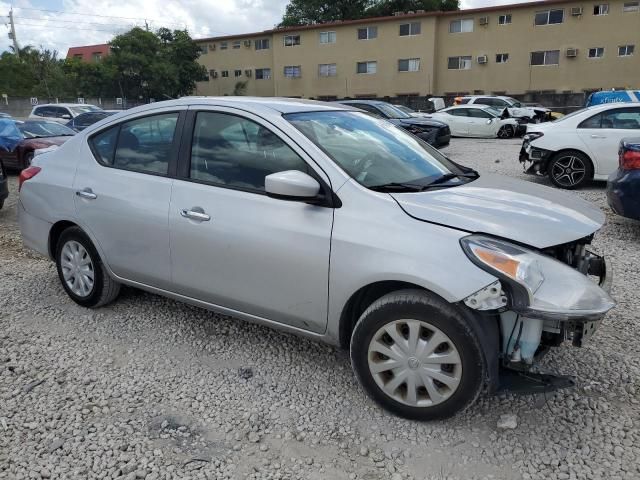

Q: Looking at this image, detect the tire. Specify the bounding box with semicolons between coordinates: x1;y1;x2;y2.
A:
497;125;514;139
24;152;34;169
350;289;486;421
0;200;4;210
548;150;593;190
55;226;120;308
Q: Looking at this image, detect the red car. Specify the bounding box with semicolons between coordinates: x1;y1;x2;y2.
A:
0;120;75;171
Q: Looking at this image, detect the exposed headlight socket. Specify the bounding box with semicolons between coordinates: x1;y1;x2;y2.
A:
464;280;508;311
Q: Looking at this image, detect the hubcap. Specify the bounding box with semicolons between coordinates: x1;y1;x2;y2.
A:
551;156;586;187
498;126;512;138
367;319;462;407
60;240;94;297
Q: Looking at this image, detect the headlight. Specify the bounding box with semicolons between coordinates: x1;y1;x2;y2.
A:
524;132;544;141
461;235;615;320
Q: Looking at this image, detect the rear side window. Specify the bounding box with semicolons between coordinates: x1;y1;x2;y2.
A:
579;108;640;129
89;112;179;174
468;108;492;118
449;109;469;116
189;111;309;192
578;113;602;128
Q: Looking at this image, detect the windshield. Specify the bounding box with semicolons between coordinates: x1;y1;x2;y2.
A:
70;105;102;115
485;107;503;117
375;103;412;119
285;111;469;188
19;121;76;138
395;105;415;114
504;97;522;108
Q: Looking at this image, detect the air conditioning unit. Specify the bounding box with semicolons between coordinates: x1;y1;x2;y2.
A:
477;55;488;64
393;11;403;16
479;16;489;25
566;48;578;57
244;69;252;77
407;10;415;14
571;7;583;15
210;70;218;78
244;40;251;47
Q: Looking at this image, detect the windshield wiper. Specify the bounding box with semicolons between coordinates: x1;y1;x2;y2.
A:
418;172;479;189
368;182;425;192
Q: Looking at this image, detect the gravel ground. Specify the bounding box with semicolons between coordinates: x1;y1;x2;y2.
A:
1;138;639;480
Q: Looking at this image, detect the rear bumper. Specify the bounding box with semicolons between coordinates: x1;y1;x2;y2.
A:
18;200;52;258
607;169;640;220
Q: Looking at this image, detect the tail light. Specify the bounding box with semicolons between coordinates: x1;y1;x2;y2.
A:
18;166;41;192
619;146;640;170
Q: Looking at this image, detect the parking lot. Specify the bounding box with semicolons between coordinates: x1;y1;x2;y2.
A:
1;137;639;480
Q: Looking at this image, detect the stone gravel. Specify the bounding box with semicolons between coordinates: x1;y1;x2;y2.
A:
1;138;639;480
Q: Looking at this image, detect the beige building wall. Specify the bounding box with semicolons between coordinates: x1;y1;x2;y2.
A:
194;0;640;98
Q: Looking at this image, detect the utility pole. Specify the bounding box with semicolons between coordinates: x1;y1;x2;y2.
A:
8;8;20;58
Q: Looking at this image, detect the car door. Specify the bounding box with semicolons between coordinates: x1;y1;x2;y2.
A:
446;109;470;135
169;107;333;333
577;106;640;175
74;108;184;289
466;108;494;137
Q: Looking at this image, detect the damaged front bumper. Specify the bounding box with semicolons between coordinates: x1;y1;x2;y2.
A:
519;139;554;175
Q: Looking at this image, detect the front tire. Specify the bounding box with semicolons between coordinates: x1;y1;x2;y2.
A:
548;150;593;189
350;289;486;421
55;227;120;308
497;125;514;139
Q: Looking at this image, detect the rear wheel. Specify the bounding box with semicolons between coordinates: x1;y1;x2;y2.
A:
55;227;120;308
497;125;514;139
548;151;593;189
350;289;486;421
24;152;34;169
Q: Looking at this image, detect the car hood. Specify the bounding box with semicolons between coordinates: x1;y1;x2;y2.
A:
397;118;446;128
390;174;604;248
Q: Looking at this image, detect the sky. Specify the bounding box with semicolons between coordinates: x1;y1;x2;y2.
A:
0;0;540;56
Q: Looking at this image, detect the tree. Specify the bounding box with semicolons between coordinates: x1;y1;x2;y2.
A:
233;81;248;96
366;0;458;16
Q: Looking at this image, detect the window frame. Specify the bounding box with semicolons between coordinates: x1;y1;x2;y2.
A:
447;56;472;70
220;41;228;50
318;63;337;77
283;34;301;47
357;26;377;40
87;110;185;178
399;22;421;36
356;61;377;74
255;68;271;80
593;3;609;15
255;38;270;50
530;50;560;66
495;53;509;63
623;1;639;11
283;65;302;78
618;44;635;56
319;31;336;44
398;58;420;72
221;70;229;78
498;14;512;24
588;47;605;58
449;19;474;33
534;9;564;25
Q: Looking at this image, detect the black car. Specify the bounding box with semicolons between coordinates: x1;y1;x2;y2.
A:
607;138;640;221
0;160;8;210
336;100;451;147
66;111;117;132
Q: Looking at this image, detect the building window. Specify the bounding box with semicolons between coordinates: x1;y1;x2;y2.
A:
498;14;512;24
593;3;609;14
530;50;560;65
232;41;241;49
284;35;301;46
318;63;337;76
399;22;421;36
356;61;377;74
534;9;564;25
255;68;271;79
255;38;270;50
496;53;509;63
284;65;302;78
91;52;102;62
449;19;474;33
623;1;639;11
234;69;242;77
398;58;420;72
221;70;229;77
357;26;377;40
200;45;208;54
588;47;605;58
220;42;228;50
618;44;635;56
319;31;336;44
448;56;472;69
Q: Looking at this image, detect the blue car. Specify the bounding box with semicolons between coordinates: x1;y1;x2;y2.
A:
607;138;640;221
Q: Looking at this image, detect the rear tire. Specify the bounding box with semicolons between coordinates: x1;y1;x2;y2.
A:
24;152;34;169
548;150;593;189
55;227;120;308
350;289;486;421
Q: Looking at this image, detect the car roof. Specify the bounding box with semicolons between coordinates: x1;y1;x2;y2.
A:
337;99;388;106
33;103;99;108
446;104;493;109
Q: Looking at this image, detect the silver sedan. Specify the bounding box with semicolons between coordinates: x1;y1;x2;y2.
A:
18;97;615;420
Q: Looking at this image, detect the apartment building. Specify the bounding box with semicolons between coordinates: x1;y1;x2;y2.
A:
194;0;640;98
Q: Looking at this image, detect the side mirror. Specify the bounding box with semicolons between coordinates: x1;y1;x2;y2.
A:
61;114;72;120
265;170;321;201
486;118;493;124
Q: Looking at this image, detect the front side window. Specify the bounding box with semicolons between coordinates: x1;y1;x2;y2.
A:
588;47;605;58
535;9;564;25
284;35;301;46
399;22;421;36
90;113;178;175
284;65;302;78
255;68;271;79
449;19;474;33
619;44;635;56
319;31;336;44
286;111;466;188
398;58;420;72
318;63;337;77
255;38;270;50
189;112;309;192
357;26;377;40
448;56;472;70
496;53;509;63
601;108;640;128
467;109;492;119
530;50;560;65
593;3;609;14
623;1;639;11
356;61;377;74
498;14;512;24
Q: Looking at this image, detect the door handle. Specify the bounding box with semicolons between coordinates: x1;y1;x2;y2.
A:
180;208;211;222
76;188;97;200
590;134;605;139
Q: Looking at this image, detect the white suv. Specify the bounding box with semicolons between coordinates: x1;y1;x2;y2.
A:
456;96;550;123
29;104;103;124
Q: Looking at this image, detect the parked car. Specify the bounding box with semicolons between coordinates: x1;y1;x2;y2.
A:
66;111;118;132
28;103;103;124
520;103;640;189
0;120;75;170
455;96;550;123
18;97;615;420
427;105;521;139
586;90;640;107
0;159;7;210
0;112;12;119
607;138;640;220
336;100;451;147
394;105;432;118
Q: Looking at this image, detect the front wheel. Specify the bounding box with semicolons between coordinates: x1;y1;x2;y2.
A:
497;125;514;139
350;290;486;421
548;151;593;189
